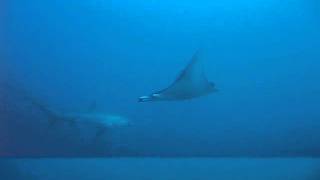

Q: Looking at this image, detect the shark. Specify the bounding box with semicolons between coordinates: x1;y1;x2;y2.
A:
139;50;217;102
2;79;131;141
29;98;131;139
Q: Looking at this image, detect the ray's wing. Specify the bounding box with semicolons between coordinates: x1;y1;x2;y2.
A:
157;50;209;95
175;50;205;83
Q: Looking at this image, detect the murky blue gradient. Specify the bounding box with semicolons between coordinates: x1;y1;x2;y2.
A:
1;0;320;179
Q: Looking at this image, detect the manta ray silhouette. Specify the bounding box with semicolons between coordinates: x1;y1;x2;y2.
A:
139;51;217;102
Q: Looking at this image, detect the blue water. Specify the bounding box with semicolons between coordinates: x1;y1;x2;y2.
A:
1;158;320;180
1;0;320;179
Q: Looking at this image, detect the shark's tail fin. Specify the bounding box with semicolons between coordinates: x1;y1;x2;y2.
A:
27;95;79;128
11;85;61;126
2;81;63;127
28;97;61;127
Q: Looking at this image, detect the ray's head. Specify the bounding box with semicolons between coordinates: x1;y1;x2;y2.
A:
138;93;163;102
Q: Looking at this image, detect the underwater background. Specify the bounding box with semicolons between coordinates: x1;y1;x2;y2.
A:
1;0;320;179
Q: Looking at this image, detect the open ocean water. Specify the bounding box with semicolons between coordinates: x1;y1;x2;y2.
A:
2;0;320;179
1;158;320;180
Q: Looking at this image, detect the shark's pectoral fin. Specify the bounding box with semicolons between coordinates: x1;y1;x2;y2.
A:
94;126;108;140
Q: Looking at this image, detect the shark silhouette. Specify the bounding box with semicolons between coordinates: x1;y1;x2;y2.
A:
139;51;217;102
28;97;131;139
